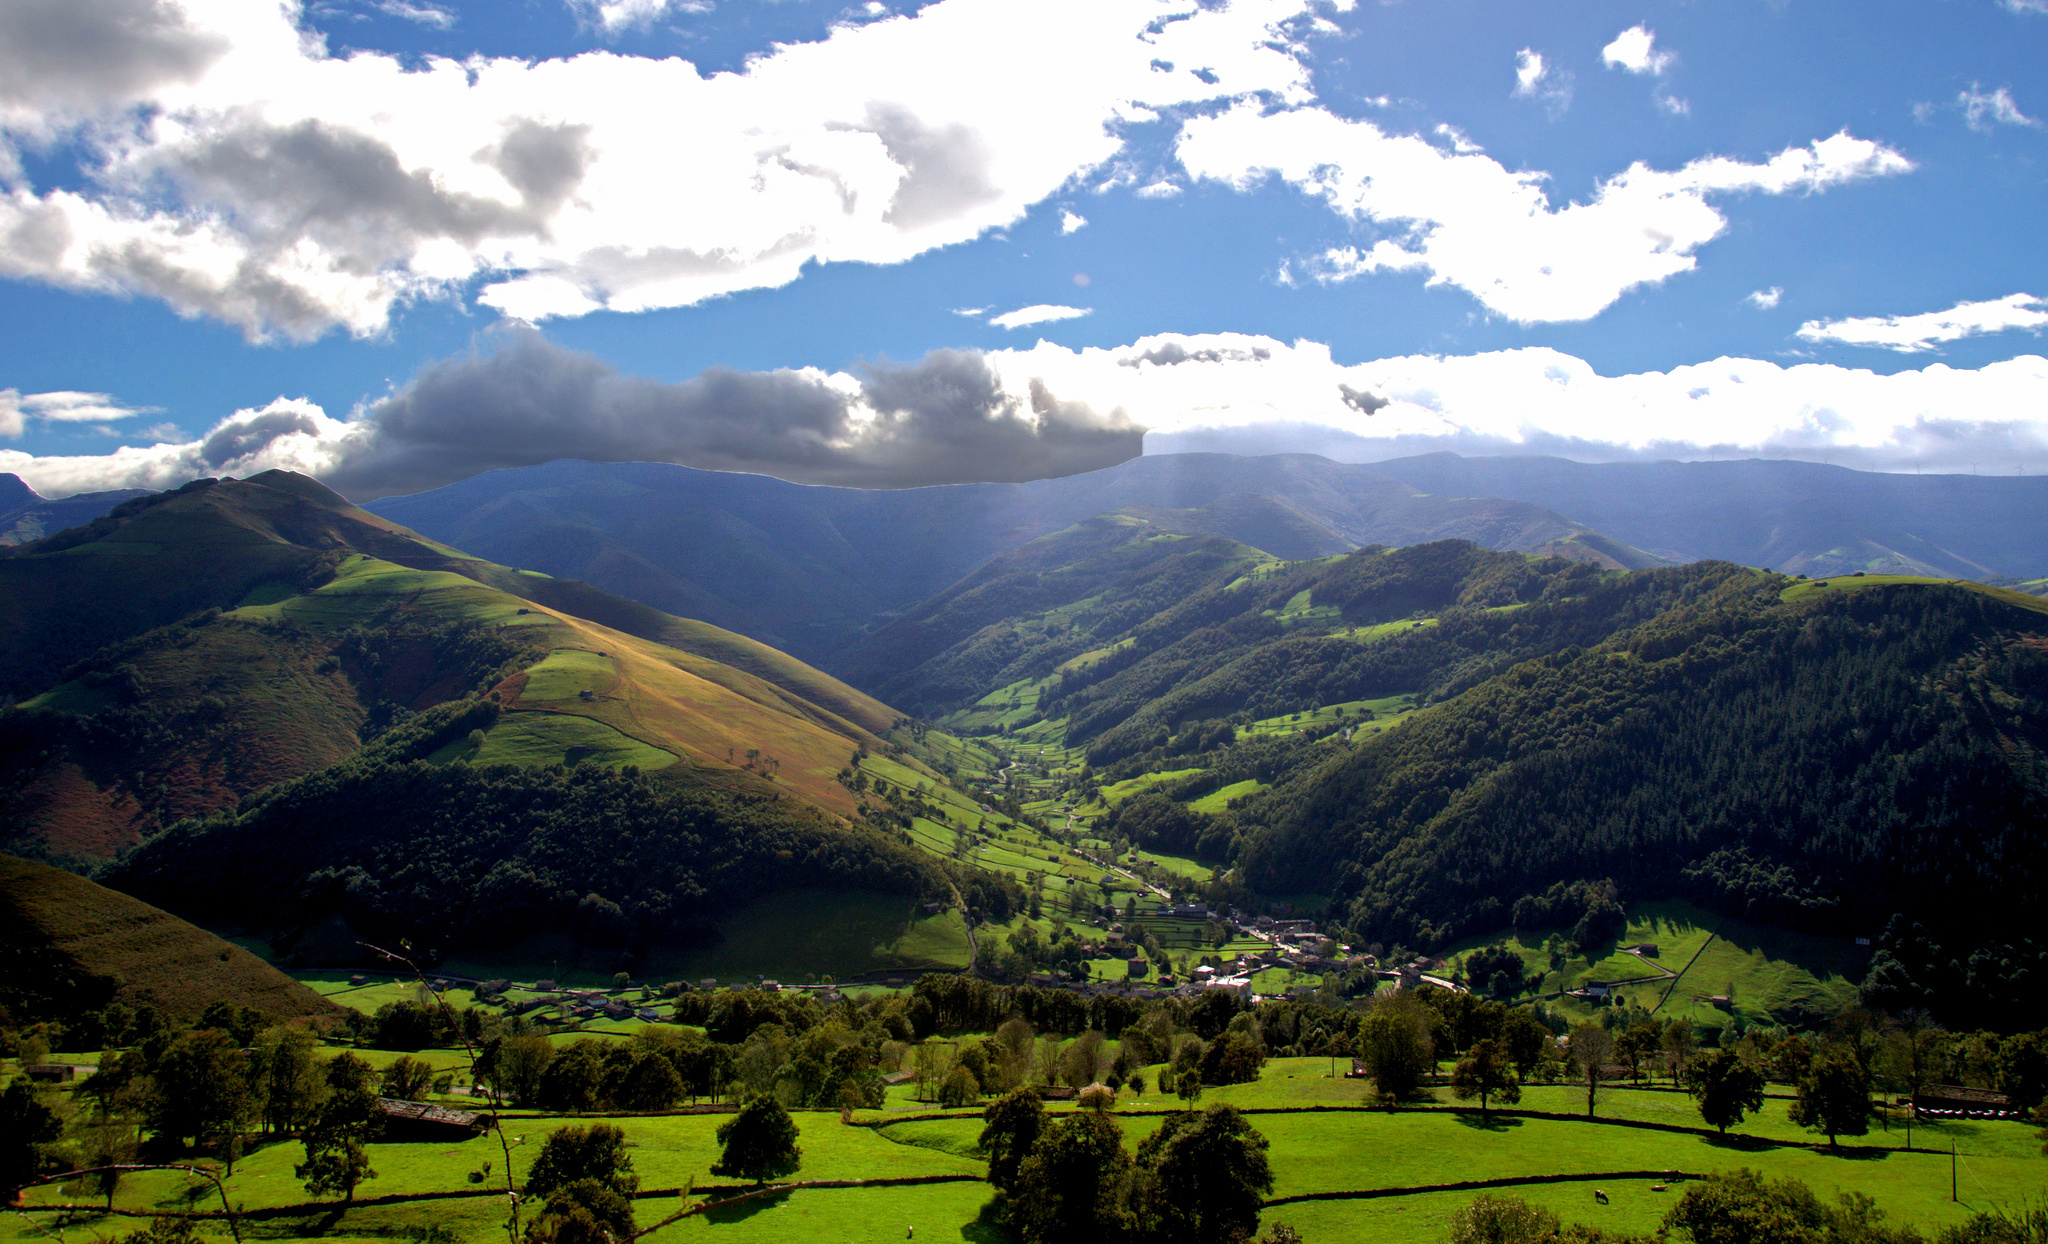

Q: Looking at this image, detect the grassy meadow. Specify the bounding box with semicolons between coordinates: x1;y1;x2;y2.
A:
10;1050;2040;1244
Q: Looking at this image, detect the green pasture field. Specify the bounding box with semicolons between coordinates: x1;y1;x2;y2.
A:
1439;899;1865;1030
1779;574;2048;617
432;710;679;770
1185;778;1264;813
11;1051;2041;1244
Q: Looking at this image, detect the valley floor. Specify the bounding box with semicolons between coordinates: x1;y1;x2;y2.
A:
9;1056;2038;1244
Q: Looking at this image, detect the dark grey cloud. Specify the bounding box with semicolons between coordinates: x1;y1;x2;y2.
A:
0;0;227;112
1119;341;1272;367
1338;383;1389;414
323;332;1145;499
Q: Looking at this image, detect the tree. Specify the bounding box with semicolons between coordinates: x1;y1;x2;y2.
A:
488;1035;556;1106
980;1088;1045;1196
1452;1039;1522;1113
527;1124;638;1209
1662;1168;1898;1244
1359;995;1436;1102
526;1180;635;1244
297;1052;381;1201
1688;1049;1767;1136
1011;1112;1132;1244
149;1029;251;1158
255;1028;326;1134
1500;1010;1551;1080
0;1081;60;1202
1133;1104;1274;1244
1615;1022;1662;1086
1790;1046;1871;1146
712;1095;801;1184
614;1054;684;1111
382;1055;434;1102
1568;1023;1613;1119
939;1066;982;1108
1771;1035;1814;1086
1875;1014;1946;1149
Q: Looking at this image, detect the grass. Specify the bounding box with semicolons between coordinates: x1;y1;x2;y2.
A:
1779;574;2048;617
1440;899;1866;1031
447;711;679;770
10;1050;2042;1244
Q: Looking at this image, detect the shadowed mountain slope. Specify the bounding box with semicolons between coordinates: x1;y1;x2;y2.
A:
0;852;340;1025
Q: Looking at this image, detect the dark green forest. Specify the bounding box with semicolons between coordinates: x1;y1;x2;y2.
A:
101;703;948;960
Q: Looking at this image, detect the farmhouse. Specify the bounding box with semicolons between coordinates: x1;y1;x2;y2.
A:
24;1064;77;1082
378;1099;493;1140
1913;1085;2020;1119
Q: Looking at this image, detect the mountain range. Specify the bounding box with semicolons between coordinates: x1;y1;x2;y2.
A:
363;453;1660;665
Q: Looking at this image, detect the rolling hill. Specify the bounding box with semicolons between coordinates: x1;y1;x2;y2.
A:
363;453;1663;665
0;852;339;1025
0;470;900;858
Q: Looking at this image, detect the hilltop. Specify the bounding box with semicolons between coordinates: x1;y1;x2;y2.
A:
0;852;338;1025
364;454;1661;664
0;470;898;857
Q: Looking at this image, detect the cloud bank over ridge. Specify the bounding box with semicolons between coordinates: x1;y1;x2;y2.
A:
7;331;2048;500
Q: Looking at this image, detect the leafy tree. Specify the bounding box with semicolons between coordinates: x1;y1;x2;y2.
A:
1445;1195;1570;1244
1501;1010;1552;1080
149;1029;252;1156
1770;1035;1813;1086
939;1066;982;1108
1688;1049;1767;1136
296;1052;381;1201
1997;1030;2048;1113
980;1088;1045;1196
712;1096;801;1184
382;1055;434;1102
1569;1023;1613;1119
0;1081;60;1201
1790;1046;1871;1146
1452;1039;1522;1113
1665;1168;1916;1244
1466;946;1527;999
527;1124;638;1201
1133;1104;1274;1243
614;1053;685;1111
1615;1022;1661;1086
487;1034;556;1105
1200;1031;1267;1086
526;1180;635;1244
255;1027;326;1134
1359;995;1436;1101
1011;1112;1133;1244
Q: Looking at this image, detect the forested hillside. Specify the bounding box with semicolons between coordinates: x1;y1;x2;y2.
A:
862;518;2048;1027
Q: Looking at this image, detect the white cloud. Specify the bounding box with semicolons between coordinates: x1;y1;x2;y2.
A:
989;303;1091;329
376;1;456;27
566;0;709;32
1602;24;1674;76
0;0;1322;340
135;421;185;442
0;388;157;436
1059;208;1088;234
1796;294;2048;353
14;331;2048;494
2001;0;2048;13
1176;106;1911;323
1511;49;1572;115
1656;93;1690;117
1134;180;1184;198
1960;85;2041;130
1746;286;1782;309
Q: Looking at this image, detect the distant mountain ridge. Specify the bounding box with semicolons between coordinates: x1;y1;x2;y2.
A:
365;454;1662;665
1366;453;2048;581
0;472;148;546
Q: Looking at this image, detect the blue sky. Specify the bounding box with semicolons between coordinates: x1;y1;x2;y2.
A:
1;0;2045;496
